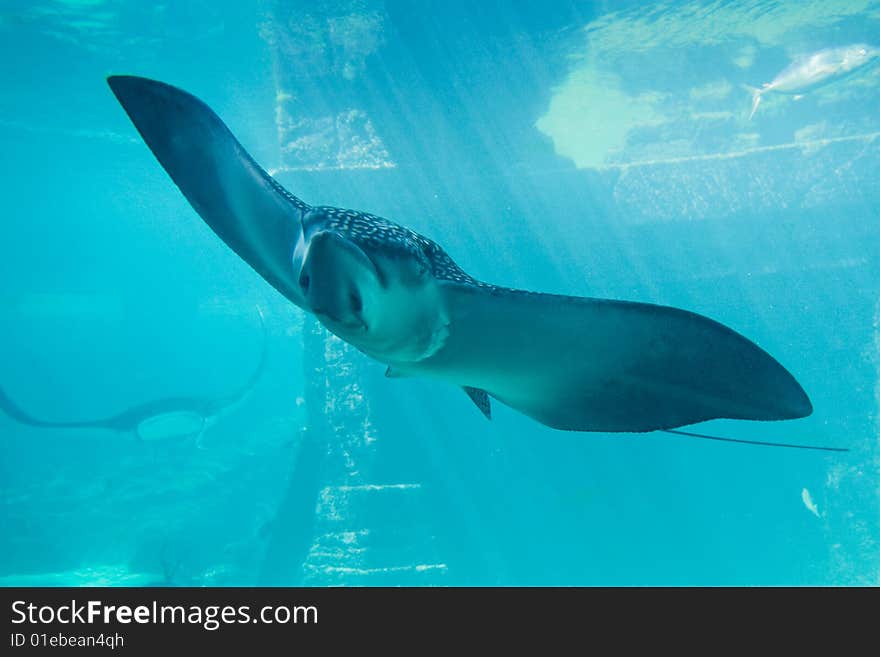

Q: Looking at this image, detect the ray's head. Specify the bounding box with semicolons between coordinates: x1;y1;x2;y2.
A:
292;208;448;362
295;227;373;334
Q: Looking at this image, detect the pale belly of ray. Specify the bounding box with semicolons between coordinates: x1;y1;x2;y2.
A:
136;412;206;441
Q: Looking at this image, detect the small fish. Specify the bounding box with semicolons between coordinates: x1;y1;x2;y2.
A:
746;44;880;119
801;487;820;518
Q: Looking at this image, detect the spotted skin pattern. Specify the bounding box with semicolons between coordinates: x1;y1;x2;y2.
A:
301;204;490;289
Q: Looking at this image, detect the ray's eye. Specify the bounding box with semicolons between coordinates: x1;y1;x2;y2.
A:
299;273;310;292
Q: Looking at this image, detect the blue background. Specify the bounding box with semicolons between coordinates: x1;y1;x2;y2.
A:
0;0;877;585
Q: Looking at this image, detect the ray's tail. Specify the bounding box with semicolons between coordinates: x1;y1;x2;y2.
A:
214;304;269;410
661;428;848;452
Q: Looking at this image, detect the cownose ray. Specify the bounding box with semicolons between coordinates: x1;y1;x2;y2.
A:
106;75;845;452
0;305;267;443
746;43;880;120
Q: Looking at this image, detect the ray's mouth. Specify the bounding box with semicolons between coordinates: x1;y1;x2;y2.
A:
313;308;368;332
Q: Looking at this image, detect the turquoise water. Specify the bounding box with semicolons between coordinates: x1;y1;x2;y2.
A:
1;0;878;586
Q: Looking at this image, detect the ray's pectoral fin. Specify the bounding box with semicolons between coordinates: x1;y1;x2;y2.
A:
463;387;492;420
0;385;118;430
387;366;491;419
385;366;407;378
107;75;308;308
434;283;812;433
